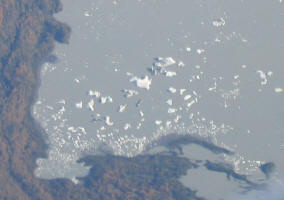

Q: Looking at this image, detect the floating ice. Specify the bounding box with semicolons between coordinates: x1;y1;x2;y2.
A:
130;75;152;90
196;49;205;55
104;116;114;126
187;100;195;108
267;71;273;77
118;104;127;112
139;110;144;117
178;61;185;67
257;70;268;85
168;87;177;94
100;96;113;104
153;57;176;68
84;11;90;17
212;17;226;27
121;89;139;98
57;99;66;104
88;90;100;98
180;89;187;95
274;87;283;93
174;115;181;123
36;100;43;105
75;101;83;109
168;108;177;113
155;120;162;125
124;123;131;130
186;47;191;52
166;99;173;106
184;94;192;101
165;71;177;77
88;99;95;111
151;57;178;77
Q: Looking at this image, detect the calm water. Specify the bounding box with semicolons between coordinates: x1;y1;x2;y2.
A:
33;0;284;198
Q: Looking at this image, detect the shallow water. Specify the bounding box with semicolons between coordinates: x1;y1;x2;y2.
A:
33;0;284;197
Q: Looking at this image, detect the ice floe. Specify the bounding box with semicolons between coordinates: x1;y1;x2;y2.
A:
57;99;66;104
124;123;131;130
118;104;127;112
104;116;114;126
88;90;101;98
166;99;173;106
121;89;139;98
155;120;162;125
151;57;179;76
178;61;185;67
168;87;177;94
184;94;192;101
130;75;152;90
186;47;191;52
88;99;95;111
212;17;226;27
168;108;177;114
196;49;205;55
165;71;177;77
187;100;195;108
180;89;187;95
75;101;83;109
153;57;176;68
99;96;113;104
274;87;283;93
256;70;268;85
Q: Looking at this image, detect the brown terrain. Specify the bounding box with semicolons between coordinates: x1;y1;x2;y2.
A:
0;0;206;199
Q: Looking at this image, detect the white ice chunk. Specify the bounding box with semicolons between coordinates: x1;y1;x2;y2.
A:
88;99;95;111
75;101;83;109
153;57;176;68
99;96;113;104
267;71;273;77
100;97;107;104
118;104;127;113
275;87;283;93
178;61;185;67
106;96;113;103
180;89;187;95
130;75;152;90
187;100;195;108
84;11;90;17
57;99;66;104
212;17;226;27
174;115;181;123
88;90;101;98
155;120;162;125
186;47;191;52
257;70;267;85
165;71;177;77
168;87;177;94
196;49;205;55
121;89;139;98
168;108;177;114
139;110;144;117
184;94;192;101
166;120;172;128
105;116;114;126
124;123;131;130
166;99;173;106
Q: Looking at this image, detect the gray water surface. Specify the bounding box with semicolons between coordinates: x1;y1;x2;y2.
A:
33;0;284;198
